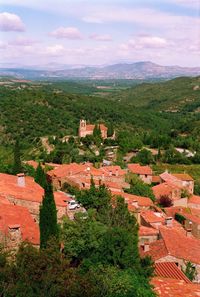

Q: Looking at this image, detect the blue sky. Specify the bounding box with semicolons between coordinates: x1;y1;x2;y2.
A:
0;0;199;67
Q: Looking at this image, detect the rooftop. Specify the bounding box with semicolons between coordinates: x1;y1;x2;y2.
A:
151;277;200;297
154;262;191;283
128;163;152;175
172;173;194;181
0;203;39;245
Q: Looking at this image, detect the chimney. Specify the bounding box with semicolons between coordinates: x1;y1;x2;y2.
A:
102;173;105;181
109;170;112;176
142;242;150;252
186;228;192;237
116;168;119;177
165;217;173;227
132;200;139;208
17;173;25;187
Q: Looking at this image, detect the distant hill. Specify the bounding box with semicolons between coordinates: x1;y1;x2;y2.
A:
109;76;200;112
0;61;200;80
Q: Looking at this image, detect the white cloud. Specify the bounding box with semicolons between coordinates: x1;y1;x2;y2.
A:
0;12;25;31
120;35;168;51
89;34;112;41
50;27;82;39
44;44;65;56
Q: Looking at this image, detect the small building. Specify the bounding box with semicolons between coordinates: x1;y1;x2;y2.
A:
79;119;108;139
0;203;40;250
128;163;153;184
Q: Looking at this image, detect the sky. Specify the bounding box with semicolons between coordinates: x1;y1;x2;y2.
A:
0;0;200;68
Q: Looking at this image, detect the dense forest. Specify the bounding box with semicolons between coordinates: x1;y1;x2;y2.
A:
0;76;200;171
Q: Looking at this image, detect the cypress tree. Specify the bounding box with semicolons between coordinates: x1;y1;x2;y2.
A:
35;163;47;189
13;139;22;175
39;182;58;249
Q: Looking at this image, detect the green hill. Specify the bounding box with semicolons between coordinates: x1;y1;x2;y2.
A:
109;76;200;111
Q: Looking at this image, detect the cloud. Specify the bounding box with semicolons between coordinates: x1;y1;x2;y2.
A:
44;44;65;56
120;35;168;51
50;26;82;39
89;34;112;41
0;12;25;31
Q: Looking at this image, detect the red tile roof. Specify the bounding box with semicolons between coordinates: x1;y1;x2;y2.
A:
152;175;161;183
0;173;44;203
159;226;200;264
0;204;39;245
154;262;191;283
128;163;152;175
139;226;159;236
151;277;200;297
172;173;194;181
101;165;126;176
85;124;108;132
141;210;165;224
54;191;72;207
112;192;153;208
188;195;200;205
140;239;168;260
160;172;182;187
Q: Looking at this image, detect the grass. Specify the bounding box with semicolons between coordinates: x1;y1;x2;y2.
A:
152;163;200;181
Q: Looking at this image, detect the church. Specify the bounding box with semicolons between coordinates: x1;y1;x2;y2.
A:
78;120;108;139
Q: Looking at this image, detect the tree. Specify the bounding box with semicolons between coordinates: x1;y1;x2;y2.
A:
133;149;154;165
107;122;114;137
13;139;22;174
182;261;197;281
126;175;155;202
158;195;173;207
35;163;47;189
39;182;59;249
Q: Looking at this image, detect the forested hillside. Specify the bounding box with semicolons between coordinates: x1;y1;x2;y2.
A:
0;76;200;160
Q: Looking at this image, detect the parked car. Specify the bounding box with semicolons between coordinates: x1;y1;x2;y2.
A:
68;200;80;210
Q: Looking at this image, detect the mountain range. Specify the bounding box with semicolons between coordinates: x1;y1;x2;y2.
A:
0;61;200;80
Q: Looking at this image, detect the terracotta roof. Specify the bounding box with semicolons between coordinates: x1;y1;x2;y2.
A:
128;163;152;175
152;175;161;183
85;124;107;132
101;165;126;176
188;195;200;205
159;226;200;264
152;182;181;200
160;172;181;186
141;210;165;224
140;239;168;260
24;160;38;169
172;173;194;181
139;226;159;236
0;195;11;205
112;191;153;208
54;191;72;207
154;262;191;283
179;212;200;225
0;204;39;245
151;277;200;297
0;173;44;203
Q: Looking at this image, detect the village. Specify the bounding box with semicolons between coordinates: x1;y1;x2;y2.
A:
0;120;200;295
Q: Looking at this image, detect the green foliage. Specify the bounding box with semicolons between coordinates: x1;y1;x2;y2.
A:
35;163;47;189
117;131;143;153
132;148;154;165
182;261;197;281
175;213;186;224
12;140;23;174
39;183;59;249
126;174;155;202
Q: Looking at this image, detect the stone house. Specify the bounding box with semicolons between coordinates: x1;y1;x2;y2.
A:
0;203;40;250
141;226;200;283
127;163;153;184
0;173;69;222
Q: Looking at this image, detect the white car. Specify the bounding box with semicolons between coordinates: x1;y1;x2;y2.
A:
68;200;80;210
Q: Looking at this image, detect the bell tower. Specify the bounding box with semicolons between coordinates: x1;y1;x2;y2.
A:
79;119;86;137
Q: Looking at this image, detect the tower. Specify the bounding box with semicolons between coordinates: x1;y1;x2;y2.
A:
79;119;87;137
